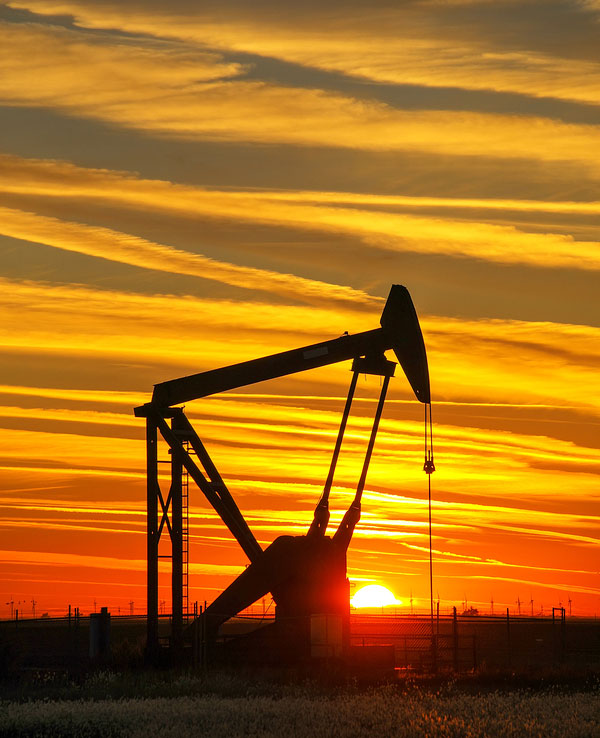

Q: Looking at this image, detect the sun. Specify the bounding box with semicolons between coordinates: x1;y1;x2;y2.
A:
351;584;401;608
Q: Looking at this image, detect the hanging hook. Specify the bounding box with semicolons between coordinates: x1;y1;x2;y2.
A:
423;402;435;474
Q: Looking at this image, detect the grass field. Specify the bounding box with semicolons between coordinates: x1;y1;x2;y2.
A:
1;615;598;736
1;670;598;737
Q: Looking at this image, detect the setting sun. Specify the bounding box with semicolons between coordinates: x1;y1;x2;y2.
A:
351;585;400;609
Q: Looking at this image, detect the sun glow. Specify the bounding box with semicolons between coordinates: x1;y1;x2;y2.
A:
351;584;401;608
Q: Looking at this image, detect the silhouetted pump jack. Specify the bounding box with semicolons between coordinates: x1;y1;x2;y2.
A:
135;284;431;663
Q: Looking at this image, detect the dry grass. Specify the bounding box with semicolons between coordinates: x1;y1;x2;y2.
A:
1;671;598;737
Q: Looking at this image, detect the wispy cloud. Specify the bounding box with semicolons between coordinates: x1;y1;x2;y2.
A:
2;21;600;165
1;1;598;615
0;548;242;577
2;155;600;273
0;276;597;414
0;206;379;308
8;1;600;105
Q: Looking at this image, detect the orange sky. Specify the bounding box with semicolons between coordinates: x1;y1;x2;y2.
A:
0;0;598;618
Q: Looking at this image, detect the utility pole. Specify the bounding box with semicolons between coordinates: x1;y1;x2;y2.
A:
31;599;37;618
568;597;572;616
517;596;521;615
530;598;534;617
129;601;134;616
6;597;14;619
490;595;494;615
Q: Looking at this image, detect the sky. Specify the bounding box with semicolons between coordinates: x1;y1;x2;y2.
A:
0;0;598;619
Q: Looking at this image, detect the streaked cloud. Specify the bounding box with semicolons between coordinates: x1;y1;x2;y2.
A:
0;276;597;414
0;205;378;308
0;1;598;616
7;1;600;105
1;21;600;167
2;155;600;275
0;548;242;577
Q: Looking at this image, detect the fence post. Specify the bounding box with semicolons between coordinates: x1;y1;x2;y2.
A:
193;604;200;667
452;606;458;671
561;607;566;663
554;606;566;663
201;603;207;670
506;608;511;668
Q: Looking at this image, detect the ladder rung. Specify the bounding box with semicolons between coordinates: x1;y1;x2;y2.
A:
181;449;190;617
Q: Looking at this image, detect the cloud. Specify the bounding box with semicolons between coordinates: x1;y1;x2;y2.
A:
0;353;597;510
0;17;242;104
441;572;600;598
1;2;599;616
0;274;597;414
7;1;600;105
2;155;600;274
2;20;600;166
0;205;379;308
0;548;242;576
427;316;600;411
0;384;145;407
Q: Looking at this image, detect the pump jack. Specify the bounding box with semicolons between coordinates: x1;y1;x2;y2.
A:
135;284;431;663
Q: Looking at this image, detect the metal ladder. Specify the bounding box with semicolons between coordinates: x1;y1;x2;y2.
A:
181;439;191;621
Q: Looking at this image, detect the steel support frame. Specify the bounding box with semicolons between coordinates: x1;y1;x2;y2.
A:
145;405;264;658
146;415;159;659
145;409;186;658
144;356;398;657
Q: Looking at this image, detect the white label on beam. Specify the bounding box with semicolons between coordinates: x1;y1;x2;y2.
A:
303;346;329;360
